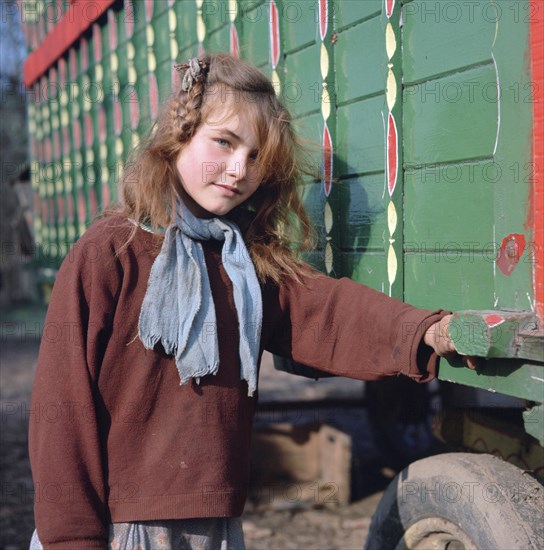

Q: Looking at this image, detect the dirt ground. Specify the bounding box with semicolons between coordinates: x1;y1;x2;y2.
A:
0;313;397;550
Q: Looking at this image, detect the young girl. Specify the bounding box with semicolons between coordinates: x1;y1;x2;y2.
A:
29;53;473;549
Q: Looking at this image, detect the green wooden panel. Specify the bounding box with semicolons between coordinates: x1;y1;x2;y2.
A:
152;9;172;66
284;46;322;117
334;0;382;30
292;113;323;175
301;181;327;249
155;60;173;104
206;24;230;54
130;0;146;33
282;1;318;53
132;28;149;76
202;0;230;34
335;15;387;104
402;0;496;84
439;360;544;403
174;1;198;51
404;65;498;165
404;255;495;311
336;95;386;175
338;252;388;293
239;4;270;68
334;175;387;252
404;161;495;244
490;1;533;309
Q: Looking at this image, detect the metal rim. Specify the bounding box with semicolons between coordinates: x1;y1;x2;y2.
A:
395;517;477;550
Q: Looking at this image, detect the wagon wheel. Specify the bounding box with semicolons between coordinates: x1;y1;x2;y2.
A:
365;377;442;470
365;453;544;550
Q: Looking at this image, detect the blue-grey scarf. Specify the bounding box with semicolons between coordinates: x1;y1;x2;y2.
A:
138;203;263;396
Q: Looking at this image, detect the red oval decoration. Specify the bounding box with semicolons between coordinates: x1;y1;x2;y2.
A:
84;113;94;147
270;1;280;69
74;119;82;149
102;181;110;207
57;196;65;223
149;73;159;121
319;0;328;41
80;37;89;71
323;123;333;197
69;48;78;80
387;112;398;196
108;10;117;50
386;0;395;18
230;24;240;58
496;233;526;276
53;130;60;159
45;138;52;163
58;58;66;85
145;0;153;22
78;193;86;223
484;314;504;327
171;65;180;89
67;195;74;222
125;0;134;38
63;127;70;156
93;23;102;62
98;105;107;142
113;99;122;135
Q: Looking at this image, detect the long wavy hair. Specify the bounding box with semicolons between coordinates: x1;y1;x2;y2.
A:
107;53;317;284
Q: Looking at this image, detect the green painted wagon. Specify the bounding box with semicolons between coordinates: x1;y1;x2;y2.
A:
21;0;543;547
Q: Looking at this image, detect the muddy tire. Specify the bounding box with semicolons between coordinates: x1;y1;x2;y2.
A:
365;453;544;550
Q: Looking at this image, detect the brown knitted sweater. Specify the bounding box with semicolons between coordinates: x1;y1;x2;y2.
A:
29;215;447;548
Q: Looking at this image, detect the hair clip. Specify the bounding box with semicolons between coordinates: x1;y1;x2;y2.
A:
174;58;209;92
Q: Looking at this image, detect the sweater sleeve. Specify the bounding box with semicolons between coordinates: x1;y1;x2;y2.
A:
29;220;123;549
262;268;449;382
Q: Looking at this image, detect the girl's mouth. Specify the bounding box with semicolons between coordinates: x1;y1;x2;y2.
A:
214;183;242;196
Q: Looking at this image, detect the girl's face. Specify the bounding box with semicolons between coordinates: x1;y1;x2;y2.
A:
175;105;261;219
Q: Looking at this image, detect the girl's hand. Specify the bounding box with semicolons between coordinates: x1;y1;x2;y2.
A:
424;314;480;370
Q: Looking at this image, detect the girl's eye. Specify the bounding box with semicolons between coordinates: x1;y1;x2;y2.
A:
249;151;259;162
215;138;230;148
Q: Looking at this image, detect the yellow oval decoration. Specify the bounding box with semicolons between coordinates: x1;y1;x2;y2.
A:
168;8;177;31
115;137;124;157
320;42;329;80
228;0;238;21
95;63;103;82
386;69;397;111
170;37;179;60
127;42;135;60
387;244;397;286
321;83;331;120
325;241;333;274
148;52;157;72
146;24;154;46
387;200;397;235
385;23;396;60
272;70;281;95
325;201;333;233
197;16;206;42
110;52;119;72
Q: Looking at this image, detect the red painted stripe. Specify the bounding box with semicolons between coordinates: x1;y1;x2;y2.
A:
323;124;333;196
319;0;327;41
149;73;159;121
387;113;398;196
530;0;544;320
230;24;240;59
270;1;280;69
385;0;395;18
23;0;116;87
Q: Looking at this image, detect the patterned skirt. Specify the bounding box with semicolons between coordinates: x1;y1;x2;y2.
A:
30;517;246;549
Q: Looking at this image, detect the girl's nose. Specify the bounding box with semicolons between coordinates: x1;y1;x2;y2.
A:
226;155;248;181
